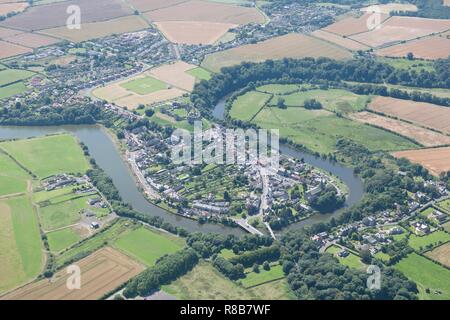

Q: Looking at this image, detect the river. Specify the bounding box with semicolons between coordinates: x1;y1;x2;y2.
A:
0;125;243;235
0;106;363;235
212;98;364;232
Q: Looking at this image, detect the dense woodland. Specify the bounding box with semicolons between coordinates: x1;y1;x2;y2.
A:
123;248;199;298
0;103;102;126
281;231;418;300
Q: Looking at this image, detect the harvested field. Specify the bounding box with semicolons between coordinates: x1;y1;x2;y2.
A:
155;20;236;45
0;40;31;59
4;32;59;48
376;34;450;60
361;3;417;14
0;2;28;16
149;61;197;91
144;0;265;25
392;147;450;176
425;243;450;268
128;0;186;12
1;247;145;300
114;88;185;109
0;27;23;38
350;111;450;147
0;0;133;31
93;64;192;109
311;29;371;51
202;33;352;72
368;96;450;134
321;13;389;36
350;16;450;48
40;15;150;42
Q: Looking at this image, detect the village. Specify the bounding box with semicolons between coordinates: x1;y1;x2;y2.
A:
313;178;449;263
113;103;346;237
179;1;344;65
0;27;174;111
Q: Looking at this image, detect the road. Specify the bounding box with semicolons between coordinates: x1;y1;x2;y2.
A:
128;151;161;200
235;218;264;236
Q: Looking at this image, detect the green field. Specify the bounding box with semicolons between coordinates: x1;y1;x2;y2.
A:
33;186;75;203
228;87;417;154
114;227;184;266
0;152;30;196
0;196;42;293
229;91;271;121
121;76;167;95
436;199;450;213
149;111;211;132
408;231;450;252
269;89;369;113
374;251;390;262
186;67;212;81
54;219;130;268
326;245;364;269
444;222;450;233
395;253;450;300
38;196;89;231
241;265;285;288
419;207;435;218
0;68;34;87
47;227;82;253
162;261;293;300
0;82;29;100
0;134;90;178
219;248;237;259
252;106;417;154
257;84;305;94
376;57;434;73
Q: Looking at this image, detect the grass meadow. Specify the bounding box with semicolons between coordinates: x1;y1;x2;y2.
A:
0;134;90;178
114;226;184;266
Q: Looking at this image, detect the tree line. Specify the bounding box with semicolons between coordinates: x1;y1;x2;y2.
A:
123;248;199;298
191;57;450;116
0;103;102;126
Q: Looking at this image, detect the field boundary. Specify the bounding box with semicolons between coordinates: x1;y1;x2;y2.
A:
242;275;286;289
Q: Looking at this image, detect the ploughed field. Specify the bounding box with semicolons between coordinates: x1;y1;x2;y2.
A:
202;33;352;73
368;96;450;135
1;247;145;300
92;61;201;109
392;147;450;176
314;12;450;60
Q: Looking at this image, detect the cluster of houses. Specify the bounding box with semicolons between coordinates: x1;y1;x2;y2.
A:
311;184;449;259
180;2;345;65
158;102;202;125
1;27;174;110
94;28;173;66
119;115;343;226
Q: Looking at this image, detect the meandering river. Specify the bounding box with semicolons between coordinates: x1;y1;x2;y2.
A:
0;106;363;235
212;98;364;232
